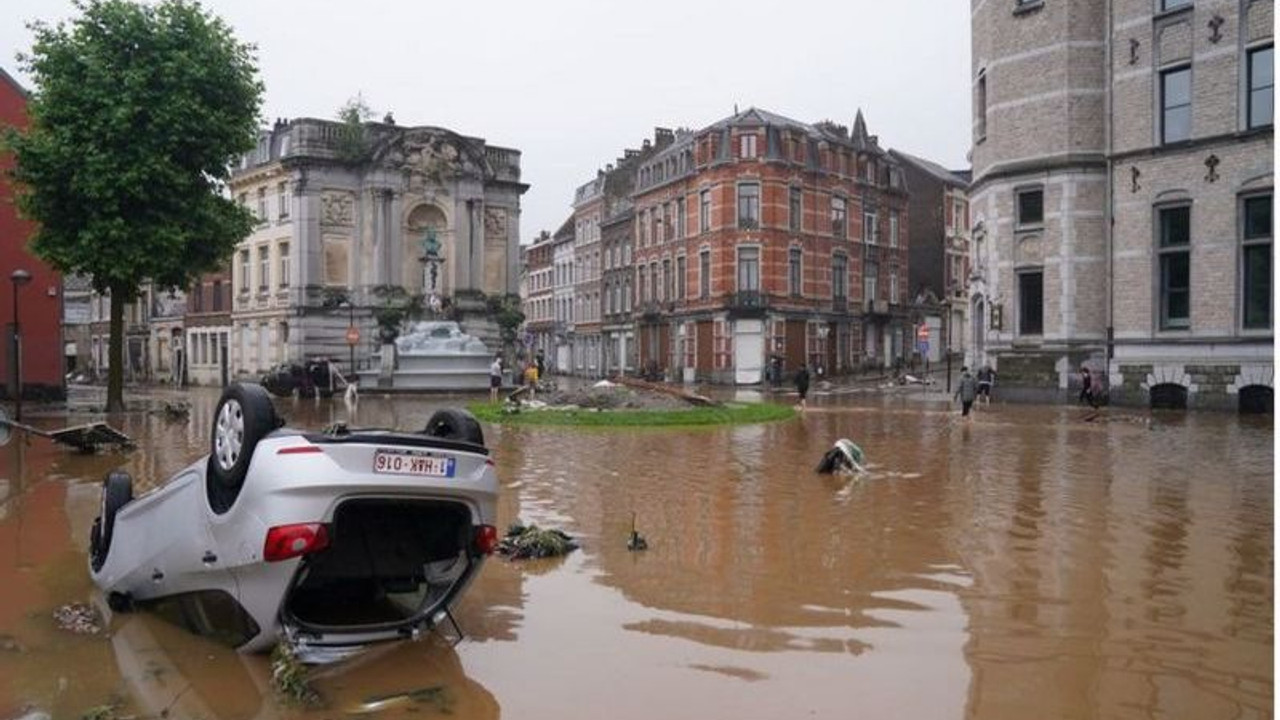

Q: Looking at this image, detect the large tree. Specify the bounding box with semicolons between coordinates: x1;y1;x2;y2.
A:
6;0;262;411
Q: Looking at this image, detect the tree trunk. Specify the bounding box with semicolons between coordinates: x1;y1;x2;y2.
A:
107;289;126;413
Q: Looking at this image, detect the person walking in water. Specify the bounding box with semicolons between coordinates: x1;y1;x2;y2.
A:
954;366;978;418
794;363;811;410
489;354;503;402
976;363;995;405
1079;366;1098;409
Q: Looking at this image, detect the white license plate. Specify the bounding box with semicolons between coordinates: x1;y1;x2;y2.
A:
372;450;456;478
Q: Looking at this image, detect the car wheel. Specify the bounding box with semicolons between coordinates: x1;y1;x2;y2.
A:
208;382;279;493
424;408;484;446
90;470;133;573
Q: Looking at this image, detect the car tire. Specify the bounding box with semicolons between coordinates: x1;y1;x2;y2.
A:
208;382;279;494
89;470;133;573
424;408;484;446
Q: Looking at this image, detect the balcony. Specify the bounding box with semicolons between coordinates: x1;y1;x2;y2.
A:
864;298;890;317
638;301;664;320
725;290;768;319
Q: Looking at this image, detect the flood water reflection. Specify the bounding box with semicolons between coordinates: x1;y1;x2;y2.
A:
0;387;1271;719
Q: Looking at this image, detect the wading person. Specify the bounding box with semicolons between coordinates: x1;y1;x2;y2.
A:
1079;366;1098;409
794;363;811;411
954;366;977;418
523;361;539;399
977;363;995;405
489;354;503;402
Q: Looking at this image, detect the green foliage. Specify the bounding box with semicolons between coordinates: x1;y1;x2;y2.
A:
7;0;263;298
335;94;372;163
485;292;526;343
270;642;324;708
497;523;579;559
468;401;796;427
370;284;424;342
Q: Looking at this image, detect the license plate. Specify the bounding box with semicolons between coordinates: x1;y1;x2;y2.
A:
372;449;456;478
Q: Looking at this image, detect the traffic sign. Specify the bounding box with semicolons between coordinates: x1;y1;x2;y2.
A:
917;340;930;355
917;325;930;340
345;326;360;346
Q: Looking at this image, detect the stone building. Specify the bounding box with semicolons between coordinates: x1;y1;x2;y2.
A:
185;267;233;386
971;0;1272;410
632;107;910;384
891;151;973;365
523;231;554;368
551;217;575;373
571;173;606;377
228;117;527;378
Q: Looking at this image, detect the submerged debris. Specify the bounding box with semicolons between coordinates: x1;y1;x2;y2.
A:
497;523;579;559
270;643;324;709
627;512;648;551
349;686;453;715
52;603;102;635
77;702;122;720
155;401;191;421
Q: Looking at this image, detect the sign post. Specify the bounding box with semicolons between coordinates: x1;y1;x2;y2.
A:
345;326;360;375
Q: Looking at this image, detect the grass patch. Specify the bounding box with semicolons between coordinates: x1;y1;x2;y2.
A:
468;401;795;427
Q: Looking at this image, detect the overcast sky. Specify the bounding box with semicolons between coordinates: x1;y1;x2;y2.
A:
3;0;972;244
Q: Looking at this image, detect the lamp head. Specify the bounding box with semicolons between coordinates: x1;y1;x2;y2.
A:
10;269;32;286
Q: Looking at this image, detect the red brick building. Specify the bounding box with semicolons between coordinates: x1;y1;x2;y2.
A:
631;108;909;383
0;67;64;400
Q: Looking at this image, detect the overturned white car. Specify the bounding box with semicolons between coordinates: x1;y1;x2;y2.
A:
88;382;499;656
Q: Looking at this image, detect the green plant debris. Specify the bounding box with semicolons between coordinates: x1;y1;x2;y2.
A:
78;701;122;720
470;401;795;427
270;643;324;709
498;523;580;560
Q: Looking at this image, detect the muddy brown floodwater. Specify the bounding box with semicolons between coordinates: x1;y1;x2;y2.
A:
0;386;1271;719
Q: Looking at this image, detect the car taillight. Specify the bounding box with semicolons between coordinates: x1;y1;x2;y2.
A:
264;523;329;562
474;524;498;555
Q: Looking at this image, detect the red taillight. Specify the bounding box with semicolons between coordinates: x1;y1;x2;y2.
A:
264;523;329;562
277;445;323;455
474;524;498;555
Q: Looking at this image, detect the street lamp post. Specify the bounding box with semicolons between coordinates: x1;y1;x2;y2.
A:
10;269;32;422
341;301;356;374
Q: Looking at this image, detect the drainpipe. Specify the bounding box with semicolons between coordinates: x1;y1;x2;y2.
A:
1105;0;1115;386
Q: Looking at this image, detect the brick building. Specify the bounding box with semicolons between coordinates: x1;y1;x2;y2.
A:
971;0;1273;410
631;108;910;383
0;67;64;401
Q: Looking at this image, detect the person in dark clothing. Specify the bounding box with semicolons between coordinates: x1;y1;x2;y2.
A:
794;364;811;410
954;366;978;418
976;363;995;404
535;350;546;378
1079;366;1098;408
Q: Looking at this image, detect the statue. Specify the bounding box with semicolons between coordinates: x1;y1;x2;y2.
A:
421;226;441;260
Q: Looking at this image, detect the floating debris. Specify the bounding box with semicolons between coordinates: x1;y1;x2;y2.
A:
52;603;102;635
77;703;122;720
156;401;190;421
270;642;324;709
627;512;648;551
497;523;579;559
349;685;453;715
815;439;867;475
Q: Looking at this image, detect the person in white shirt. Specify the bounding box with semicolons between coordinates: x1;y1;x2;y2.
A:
489;355;503;402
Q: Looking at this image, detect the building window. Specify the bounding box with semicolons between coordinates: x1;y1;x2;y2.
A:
1158;205;1191;330
737;247;760;292
1160;0;1191;10
700;249;711;298
1161;66;1191;144
890;268;899;304
662;259;671;302
740;133;757;159
700;189;711;233
789;187;802;232
277;182;289;218
1016;188;1044;227
1248;45;1273;129
832;254;847;300
663;203;673;241
1242;194;1271;329
738;183;760;230
191;283;203;312
890;210;900;248
832;196;847;239
676;255;687;299
1018;270;1043;335
278;242;290;287
239;250;250;293
677;197;686;238
258;246;269;291
256;187;267;222
864;261;878;302
976;71;987;141
864;209;878;244
789;247;803;296
212;280;223;311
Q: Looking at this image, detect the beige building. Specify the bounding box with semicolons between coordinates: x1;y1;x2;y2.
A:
971;0;1272;410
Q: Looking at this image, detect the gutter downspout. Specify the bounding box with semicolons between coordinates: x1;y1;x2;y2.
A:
1104;0;1115;386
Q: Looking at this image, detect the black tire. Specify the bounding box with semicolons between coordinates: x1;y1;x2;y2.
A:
90;470;133;573
208;383;279;494
424;408;484;446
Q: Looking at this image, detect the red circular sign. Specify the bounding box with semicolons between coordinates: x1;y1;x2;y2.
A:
346;327;360;345
917;325;930;340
